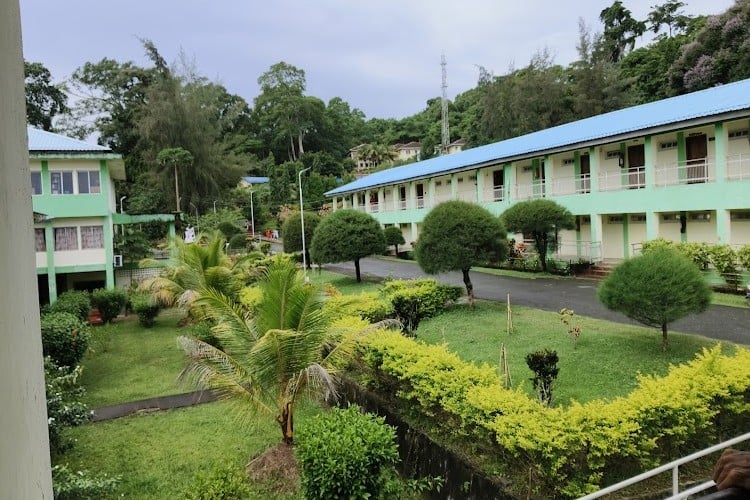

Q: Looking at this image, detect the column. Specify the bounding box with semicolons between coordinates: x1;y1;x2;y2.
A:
475;167;484;203
377;188;384;212
544;155;552;196
408;181;417;210
505;163;516;201
588;147;600;192
428;178;435;208
677;132;686;183
352;192;359;211
450;174;457;199
573;152;581;193
410;222;418;246
622;215;630;258
364;190;371;213
590;214;603;261
392;186;399;212
644;135;656;188
714;123;727;182
332;196;338;211
646;211;658;241
0;0;54;495
716;209;731;244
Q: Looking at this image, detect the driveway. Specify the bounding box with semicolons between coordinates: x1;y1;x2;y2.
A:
324;256;750;346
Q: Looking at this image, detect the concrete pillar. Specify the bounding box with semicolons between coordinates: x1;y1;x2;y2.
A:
714;123;727;182
475;168;484;203
589;147;600;192
408;182;416;210
644;135;656;188
332;196;338;211
410;222;418;246
352;192;359;211
716;209;731;244
428;178;435;208
392;186;399;212
505;163;516;201
0;0;54;496
646;211;659;241
364;190;371;213
590;214;603;261
450;173;457;199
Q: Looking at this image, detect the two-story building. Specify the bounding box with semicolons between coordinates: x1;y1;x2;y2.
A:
326;78;750;262
29;127;174;303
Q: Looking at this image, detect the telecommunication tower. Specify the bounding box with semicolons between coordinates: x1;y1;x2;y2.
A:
441;54;450;155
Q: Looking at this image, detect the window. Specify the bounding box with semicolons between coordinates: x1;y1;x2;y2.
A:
659;141;678;150
30;172;42;195
731;211;750;221
81;226;104;249
50;171;74;194
34;228;46;251
689;212;711;222
661;213;681;223
605;150;621;160
630;214;646;223
562;158;575;165
729;129;749;140
77;171;101;194
54;227;78;250
608;215;624;224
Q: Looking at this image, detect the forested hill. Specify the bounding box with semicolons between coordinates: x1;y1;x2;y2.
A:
24;0;750;216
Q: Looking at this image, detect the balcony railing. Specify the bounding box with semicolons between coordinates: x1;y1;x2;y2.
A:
369;202;379;213
598;168;645;191
655;159;714;186
399;199;407;210
416;196;425;209
513;180;545;200
726;154;750;181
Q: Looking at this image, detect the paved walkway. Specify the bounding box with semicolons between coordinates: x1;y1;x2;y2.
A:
325;256;750;345
92;390;218;421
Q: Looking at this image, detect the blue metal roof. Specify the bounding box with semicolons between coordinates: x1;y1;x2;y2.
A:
27;127;112;153
242;176;270;184
326;78;750;196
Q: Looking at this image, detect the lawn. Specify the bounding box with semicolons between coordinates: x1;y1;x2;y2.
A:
61;400;313;499
307;268;381;294
416;301;726;405
81;308;189;408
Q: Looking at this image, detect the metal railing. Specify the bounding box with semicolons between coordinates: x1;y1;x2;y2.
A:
597;168;645;191
579;431;750;500
727;154;750;181
514;180;546;200
553;241;602;263
416;196;425;209
655;159;715;186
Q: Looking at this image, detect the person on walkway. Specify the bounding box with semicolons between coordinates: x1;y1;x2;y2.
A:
713;449;750;491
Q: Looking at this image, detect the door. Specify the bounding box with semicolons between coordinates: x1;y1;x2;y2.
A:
686;134;707;183
416;184;424;208
580;154;590;193
627;145;645;189
492;170;504;201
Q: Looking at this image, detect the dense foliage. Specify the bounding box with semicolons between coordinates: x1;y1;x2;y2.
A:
130;292;161;327
415;201;507;304
383;226;406;255
182;463;252;500
281;211;321;267
501;199;576;272
297;405;399;500
598;247;711;350
362;331;750;498
310;209;386;282
90;288;128;323
40;312;90;368
44;290;91;322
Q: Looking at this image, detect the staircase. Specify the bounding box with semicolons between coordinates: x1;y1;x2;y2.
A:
579;260;619;280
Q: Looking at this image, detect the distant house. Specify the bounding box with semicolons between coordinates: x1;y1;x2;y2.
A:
393;142;421;162
29;127;174;304
349;144;371;171
446;138;467;154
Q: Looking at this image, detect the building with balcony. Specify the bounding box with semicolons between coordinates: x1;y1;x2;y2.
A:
326;78;750;261
29;127;174;303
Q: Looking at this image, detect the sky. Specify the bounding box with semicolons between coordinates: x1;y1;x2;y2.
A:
20;0;736;120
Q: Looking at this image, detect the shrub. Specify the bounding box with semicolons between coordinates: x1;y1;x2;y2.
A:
296;405;399;500
217;221;242;239
183;462;252;500
361;331;750;498
90;288;128;323
526;349;559;406
40;312;90;368
324;291;393;323
228;233;248;251
380;279;462;333
44;290;91;321
52;464;119;500
738;244;750;271
130;292;160;327
709;244;740;288
45;358;91;455
675;241;711;270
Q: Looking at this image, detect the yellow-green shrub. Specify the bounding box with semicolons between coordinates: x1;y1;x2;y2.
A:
324;291;393;323
361;332;750;498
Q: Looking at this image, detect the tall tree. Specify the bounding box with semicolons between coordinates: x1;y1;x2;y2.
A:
24;61;67;131
310;210;386;282
501;199;575;272
414;201;507;305
281;211;321;268
599;1;647;62
648;1;691;37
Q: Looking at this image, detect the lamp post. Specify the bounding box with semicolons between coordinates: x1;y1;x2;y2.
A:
213;200;218;213
298;166;311;281
119;196;127;236
249;190;255;240
190;202;199;233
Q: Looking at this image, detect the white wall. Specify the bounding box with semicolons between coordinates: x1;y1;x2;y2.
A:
0;0;54;496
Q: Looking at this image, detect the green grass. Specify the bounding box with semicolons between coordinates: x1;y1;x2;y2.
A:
416;301;725;405
61;401;316;499
81;309;188;408
712;290;749;308
308;269;381;295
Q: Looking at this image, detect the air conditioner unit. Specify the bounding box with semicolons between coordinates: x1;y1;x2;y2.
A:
113;255;123;267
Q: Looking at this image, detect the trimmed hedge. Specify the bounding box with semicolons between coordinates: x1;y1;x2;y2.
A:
130;292;160;328
40;312;90;368
44;290;91;321
297;405;399;499
380;279;462;333
361;331;750;498
90;288;128;323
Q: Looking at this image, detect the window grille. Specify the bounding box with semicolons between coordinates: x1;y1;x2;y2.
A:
54;227;78;250
81;226;104;249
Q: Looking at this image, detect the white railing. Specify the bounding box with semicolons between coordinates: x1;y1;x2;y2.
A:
655;159;714;186
369;202;379;213
579;431;750;500
416;196;425;209
597;168;645;191
726;154;750;181
578;173;591;194
514;180;545;200
399;199;407;210
547;174;579;196
553;241;602;263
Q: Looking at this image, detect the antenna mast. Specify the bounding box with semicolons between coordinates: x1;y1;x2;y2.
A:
441;54;450;154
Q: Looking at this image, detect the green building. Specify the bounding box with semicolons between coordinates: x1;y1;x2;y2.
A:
29;127;174;303
326;79;750;261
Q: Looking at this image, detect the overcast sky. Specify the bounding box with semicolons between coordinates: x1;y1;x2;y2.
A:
20;0;735;120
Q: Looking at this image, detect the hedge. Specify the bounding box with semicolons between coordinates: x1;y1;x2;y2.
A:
361;331;750;498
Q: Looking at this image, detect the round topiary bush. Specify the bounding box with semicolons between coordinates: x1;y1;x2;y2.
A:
40;312;90;367
90;288;128;323
130;292;161;328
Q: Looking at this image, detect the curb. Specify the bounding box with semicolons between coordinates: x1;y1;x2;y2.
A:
91;390;219;421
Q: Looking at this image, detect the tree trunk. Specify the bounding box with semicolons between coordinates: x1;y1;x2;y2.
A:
394;244;399;256
537;234;548;271
277;401;294;445
305;249;312;269
354;258;361;282
462;268;474;307
661;323;669;352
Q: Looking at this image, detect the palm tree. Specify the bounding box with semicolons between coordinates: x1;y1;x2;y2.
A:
177;256;378;444
139;231;256;319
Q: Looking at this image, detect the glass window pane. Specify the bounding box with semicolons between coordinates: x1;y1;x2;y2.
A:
54;227;78;251
77;171;89;194
34;228;46;251
62;172;74;194
50;172;62;194
89;171;100;193
30;172;42;195
81;226;104;249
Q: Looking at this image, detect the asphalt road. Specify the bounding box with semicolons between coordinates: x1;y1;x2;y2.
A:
324;256;750;346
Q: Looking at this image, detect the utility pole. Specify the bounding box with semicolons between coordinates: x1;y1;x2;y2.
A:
441;54;450;155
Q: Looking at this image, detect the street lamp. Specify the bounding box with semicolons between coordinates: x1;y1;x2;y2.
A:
119;196;127;236
298;166;311;281
249;190;255;240
213;200;218;213
190;202;199;233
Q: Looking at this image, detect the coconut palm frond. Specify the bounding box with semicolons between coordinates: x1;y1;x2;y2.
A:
195;287;259;352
